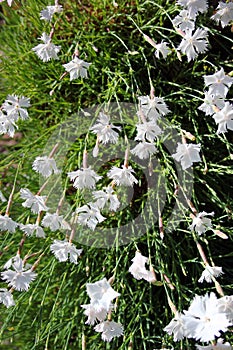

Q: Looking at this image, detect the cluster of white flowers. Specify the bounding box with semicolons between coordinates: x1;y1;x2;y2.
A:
0;95;30;137
198;68;233;134
146;0;212;62
130;94;170;160
164;292;233;345
173;0;209;61
81;277;123;342
31;3;91;80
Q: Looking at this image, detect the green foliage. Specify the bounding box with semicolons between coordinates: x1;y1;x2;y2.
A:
0;0;233;349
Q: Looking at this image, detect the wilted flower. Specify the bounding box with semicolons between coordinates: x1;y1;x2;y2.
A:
92;186;120;211
40;4;63;21
107;165;138;186
172;142;201;170
63;56;91;80
76;202;106;230
211;1;233;28
1;255;37;291
178;28;208;62
90;112;121;144
204;68;233;97
212;102;233;134
198;265;223;283
154;41;170;59
20;223;45;238
94;320;124;342
32;32;61;62
129;251;156;282
32;156;60;178
20;188;49;214
189;211;214;235
68;167;102;189
0;289;15;308
50;239;82;264
0;190;6;202
164;312;187;341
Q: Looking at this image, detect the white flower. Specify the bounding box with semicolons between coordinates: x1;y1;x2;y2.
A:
164;312;187;341
107;165;138;186
183;293;231;342
189;211;214;235
135;120;162;142
1;255;37;291
20;188;49;214
32;32;61;62
177;0;208;18
41;212;71;231
81;303;108;325
212;102;233;134
0;111;18;137
198;91;225;116
90;112;121;144
0;190;7;202
204;68;233;97
0;110;17;137
196;338;232;349
63;56;91;80
217;296;233;322
76;202;106;230
32;156;61;178
172;142;201;170
50;239;82;264
94;320;124;342
68;167;102;189
129;251;156;282
40;4;63;22
86;277;120;312
211;2;233;28
131;141;157;159
92;186;120;211
138;95;170;121
2;95;30;121
20;223;45;238
0;215;18;233
198;265;223;283
0;289;15;308
178;28;208;62
154;41;170;59
172;9;196;31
